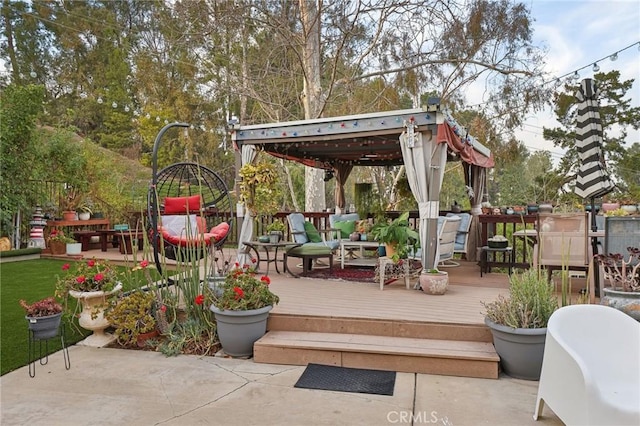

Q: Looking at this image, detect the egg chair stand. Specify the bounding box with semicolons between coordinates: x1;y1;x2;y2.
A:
147;123;233;274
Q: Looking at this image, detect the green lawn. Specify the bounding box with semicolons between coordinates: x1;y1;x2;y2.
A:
1;258;160;375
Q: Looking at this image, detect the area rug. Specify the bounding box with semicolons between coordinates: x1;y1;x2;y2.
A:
302;267;375;283
294;363;396;396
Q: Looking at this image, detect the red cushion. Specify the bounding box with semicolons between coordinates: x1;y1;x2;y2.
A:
209;222;230;241
164;195;201;214
159;221;229;247
160;227;212;247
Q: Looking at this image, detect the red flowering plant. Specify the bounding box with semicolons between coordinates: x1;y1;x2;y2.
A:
55;258;121;296
211;262;279;311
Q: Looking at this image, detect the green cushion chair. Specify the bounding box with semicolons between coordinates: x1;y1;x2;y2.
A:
285;213;338;277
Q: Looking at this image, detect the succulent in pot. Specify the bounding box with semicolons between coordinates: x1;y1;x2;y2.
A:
20;297;63;318
595;247;640;321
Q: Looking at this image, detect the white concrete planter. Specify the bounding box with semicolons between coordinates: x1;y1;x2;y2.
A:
66;242;82;255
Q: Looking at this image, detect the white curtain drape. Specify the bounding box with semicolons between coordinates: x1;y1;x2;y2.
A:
400;127;447;272
463;164;486;262
236;145;258;265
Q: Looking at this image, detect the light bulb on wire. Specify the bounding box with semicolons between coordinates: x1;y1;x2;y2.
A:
610;52;618;61
573;71;580;80
592;63;600;72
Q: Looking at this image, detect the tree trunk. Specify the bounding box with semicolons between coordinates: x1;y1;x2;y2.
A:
2;0;20;82
299;0;326;212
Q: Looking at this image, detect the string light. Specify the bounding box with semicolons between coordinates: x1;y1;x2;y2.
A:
465;40;640;111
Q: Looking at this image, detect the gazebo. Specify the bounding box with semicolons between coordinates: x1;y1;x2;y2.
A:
231;104;494;270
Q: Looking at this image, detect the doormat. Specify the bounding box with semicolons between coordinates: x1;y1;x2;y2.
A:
294;363;396;396
302;267;375;283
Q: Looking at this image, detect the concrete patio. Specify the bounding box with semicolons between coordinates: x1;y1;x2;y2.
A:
0;345;562;425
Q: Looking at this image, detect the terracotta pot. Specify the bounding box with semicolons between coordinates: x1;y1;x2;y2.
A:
384;243;397;258
49;240;66;255
602;202;620;213
62;211;77;221
136;329;159;348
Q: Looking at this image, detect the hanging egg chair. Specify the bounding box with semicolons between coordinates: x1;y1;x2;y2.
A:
147;123;233;272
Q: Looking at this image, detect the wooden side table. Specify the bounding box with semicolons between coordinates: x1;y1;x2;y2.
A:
480;246;513;277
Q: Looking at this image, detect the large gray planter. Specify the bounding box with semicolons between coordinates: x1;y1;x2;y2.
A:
601;288;640;321
484;317;547;380
26;312;62;340
210;305;272;357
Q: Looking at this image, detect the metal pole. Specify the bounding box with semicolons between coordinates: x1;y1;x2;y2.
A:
150;122;190;274
591;196;601;297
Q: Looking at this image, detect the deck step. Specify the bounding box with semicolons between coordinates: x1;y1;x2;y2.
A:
253;330;499;379
267;313;493;342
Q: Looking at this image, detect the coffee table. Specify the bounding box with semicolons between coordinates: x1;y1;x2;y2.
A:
339;240;380;268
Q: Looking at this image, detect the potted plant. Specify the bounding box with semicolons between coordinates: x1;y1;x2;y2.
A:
595;247;640;321
77;203;92;220
266;219;286;243
47;229;75;255
59;187;84;220
106;290;158;347
420;268;448;295
65;235;82;255
369;211;419;261
55;258;123;346
482;268;558;380
20;296;63;340
238;161;279;217
209;262;279;357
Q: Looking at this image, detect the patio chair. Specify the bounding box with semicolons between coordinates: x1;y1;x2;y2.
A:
284;213;339;277
534;304;640;425
409;215;461;269
329;212;361;258
532;212;595;291
443;212;471;266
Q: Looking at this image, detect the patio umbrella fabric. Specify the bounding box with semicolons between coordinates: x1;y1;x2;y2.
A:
400;124;448;271
236;145;258;266
574;78;614;199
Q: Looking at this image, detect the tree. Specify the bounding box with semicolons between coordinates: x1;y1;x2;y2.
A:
234;0;549;211
0;84;44;240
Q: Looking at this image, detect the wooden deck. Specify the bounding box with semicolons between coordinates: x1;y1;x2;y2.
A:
43;246;588;378
42;246;510;326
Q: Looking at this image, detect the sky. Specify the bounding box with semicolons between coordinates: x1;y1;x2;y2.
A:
492;0;640;162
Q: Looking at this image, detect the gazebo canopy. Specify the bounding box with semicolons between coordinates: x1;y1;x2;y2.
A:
231;105;494;269
231;106;494;170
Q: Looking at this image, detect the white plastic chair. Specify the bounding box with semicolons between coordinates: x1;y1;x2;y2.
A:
534;304;640;425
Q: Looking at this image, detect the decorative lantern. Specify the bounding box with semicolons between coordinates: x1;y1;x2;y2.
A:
28;205;47;249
